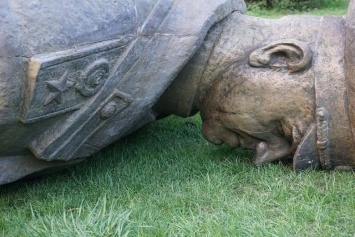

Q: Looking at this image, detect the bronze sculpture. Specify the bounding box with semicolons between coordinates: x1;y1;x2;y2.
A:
197;13;355;171
156;1;355;171
0;0;354;185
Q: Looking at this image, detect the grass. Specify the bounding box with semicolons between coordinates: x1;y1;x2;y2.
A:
1;5;354;237
248;7;349;18
1;116;354;236
247;1;349;18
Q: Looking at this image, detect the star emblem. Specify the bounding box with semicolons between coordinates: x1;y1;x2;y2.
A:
44;70;74;105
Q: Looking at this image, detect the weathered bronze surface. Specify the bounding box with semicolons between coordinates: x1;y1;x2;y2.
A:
159;0;355;172
195;3;355;171
0;0;354;185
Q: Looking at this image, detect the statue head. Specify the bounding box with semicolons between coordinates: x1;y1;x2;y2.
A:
154;7;355;171
200;39;315;166
198;11;355;171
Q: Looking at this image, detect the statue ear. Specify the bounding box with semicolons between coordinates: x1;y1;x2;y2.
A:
249;39;312;73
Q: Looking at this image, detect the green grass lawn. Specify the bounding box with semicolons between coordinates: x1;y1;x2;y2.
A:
1;6;354;237
247;0;349;18
248;7;349;18
1;116;354;236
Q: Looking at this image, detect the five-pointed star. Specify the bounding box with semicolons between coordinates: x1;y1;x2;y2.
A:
44;70;74;105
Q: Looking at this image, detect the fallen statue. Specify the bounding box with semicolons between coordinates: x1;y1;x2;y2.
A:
0;0;354;185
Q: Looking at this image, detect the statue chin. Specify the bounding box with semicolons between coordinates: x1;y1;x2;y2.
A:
253;140;291;166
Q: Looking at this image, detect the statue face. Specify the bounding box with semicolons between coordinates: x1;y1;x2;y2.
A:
200;40;315;166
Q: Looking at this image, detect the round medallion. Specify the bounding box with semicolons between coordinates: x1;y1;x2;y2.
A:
76;59;109;97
